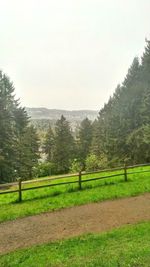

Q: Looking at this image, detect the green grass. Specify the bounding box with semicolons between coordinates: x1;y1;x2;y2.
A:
0;166;150;223
0;222;150;266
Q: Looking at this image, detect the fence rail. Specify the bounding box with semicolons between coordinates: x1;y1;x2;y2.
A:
0;163;150;202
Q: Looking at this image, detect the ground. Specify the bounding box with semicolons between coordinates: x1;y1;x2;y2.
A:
0;193;150;255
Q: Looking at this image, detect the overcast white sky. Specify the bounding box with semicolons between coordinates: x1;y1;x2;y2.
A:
1;0;150;110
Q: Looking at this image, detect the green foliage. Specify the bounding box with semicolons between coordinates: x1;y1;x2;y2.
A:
85;154;108;171
1;40;150;182
127;125;150;164
0;71;39;182
0;222;150;266
43;126;55;161
85;154;99;171
91;40;150;165
53;115;76;173
15;125;39;179
98;153;108;169
33;162;56;177
90;119;104;157
70;159;81;173
78;118;93;165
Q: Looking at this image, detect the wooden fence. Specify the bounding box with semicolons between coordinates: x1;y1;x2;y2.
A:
0;163;150;202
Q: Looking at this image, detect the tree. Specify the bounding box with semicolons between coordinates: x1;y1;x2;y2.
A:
0;70;39;182
43;126;55;161
78;118;93;166
85;154;99;171
53;115;75;174
90;40;150;166
90;119;105;157
126;125;150;164
85;153;108;171
15;125;39;179
0;71;20;181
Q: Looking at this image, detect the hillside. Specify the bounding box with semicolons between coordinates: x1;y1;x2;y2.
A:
26;107;98;122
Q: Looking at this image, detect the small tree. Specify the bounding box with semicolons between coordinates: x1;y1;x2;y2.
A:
15;125;39;179
43;126;55;161
85;153;108;171
70;159;81;173
85;154;99;171
33;162;56;177
53;115;75;174
78;118;93;165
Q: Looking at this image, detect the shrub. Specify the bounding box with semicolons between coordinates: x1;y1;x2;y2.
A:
85;154;108;171
70;159;81;173
33;162;56;177
85;154;99;171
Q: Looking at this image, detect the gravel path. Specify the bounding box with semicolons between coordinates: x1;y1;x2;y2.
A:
0;193;150;255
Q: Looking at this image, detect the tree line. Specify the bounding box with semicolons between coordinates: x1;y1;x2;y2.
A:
39;40;150;175
91;39;150;166
0;40;150;183
0;71;39;182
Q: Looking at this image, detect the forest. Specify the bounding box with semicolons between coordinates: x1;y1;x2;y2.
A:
0;40;150;183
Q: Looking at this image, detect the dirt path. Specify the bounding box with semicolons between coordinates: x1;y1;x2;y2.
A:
0;193;150;255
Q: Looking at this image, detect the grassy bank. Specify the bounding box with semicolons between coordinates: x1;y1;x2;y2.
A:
0;222;150;266
0;166;150;223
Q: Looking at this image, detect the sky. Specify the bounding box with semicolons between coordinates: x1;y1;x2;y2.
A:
0;0;150;110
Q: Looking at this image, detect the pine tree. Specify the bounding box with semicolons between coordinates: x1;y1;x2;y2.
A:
91;40;150;165
141;39;150;83
78;118;93;165
53;115;75;173
90;119;104;157
127;125;150;163
15;125;39;179
0;71;18;181
43;126;55;161
0;70;39;182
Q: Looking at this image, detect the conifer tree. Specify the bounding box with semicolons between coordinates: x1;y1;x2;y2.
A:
53;115;75;173
91;40;150;165
43;126;55;161
15;125;39;179
78;118;93;165
0;71;39;182
0;71;19;181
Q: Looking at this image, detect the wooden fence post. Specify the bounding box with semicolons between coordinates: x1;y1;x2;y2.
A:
18;178;22;202
79;171;82;190
124;163;128;182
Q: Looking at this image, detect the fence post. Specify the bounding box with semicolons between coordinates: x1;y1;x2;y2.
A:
79;171;82;190
18;178;22;202
124;163;128;182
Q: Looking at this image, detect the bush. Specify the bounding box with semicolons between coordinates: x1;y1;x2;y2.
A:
70;159;81;173
85;154;99;171
98;154;108;169
33;162;56;177
85;154;108;171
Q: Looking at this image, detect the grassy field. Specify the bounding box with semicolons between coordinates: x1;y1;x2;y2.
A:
0;166;150;223
0;222;150;267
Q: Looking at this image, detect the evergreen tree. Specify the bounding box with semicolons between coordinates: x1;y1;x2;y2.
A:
140;87;150;124
141;39;150;83
78;118;93;165
0;71;18;181
126;125;150;163
43;126;55;161
15;125;39;179
53;115;75;173
91;40;150;166
90;119;104;157
0;70;39;182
